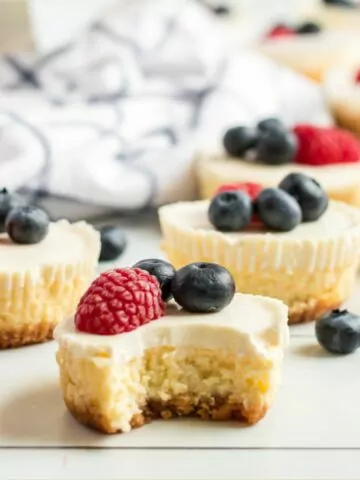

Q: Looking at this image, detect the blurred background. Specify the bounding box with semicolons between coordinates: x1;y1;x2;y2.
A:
1;0;360;264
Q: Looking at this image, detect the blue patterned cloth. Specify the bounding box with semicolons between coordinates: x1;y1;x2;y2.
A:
0;0;331;218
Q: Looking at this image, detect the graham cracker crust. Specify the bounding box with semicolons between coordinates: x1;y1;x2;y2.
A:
288;297;342;325
64;395;268;434
0;321;56;349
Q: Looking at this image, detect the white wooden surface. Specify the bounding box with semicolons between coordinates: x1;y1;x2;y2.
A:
1;213;360;479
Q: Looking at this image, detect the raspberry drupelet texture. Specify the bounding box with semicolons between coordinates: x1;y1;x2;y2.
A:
293;125;360;166
214;182;263;200
75;268;165;335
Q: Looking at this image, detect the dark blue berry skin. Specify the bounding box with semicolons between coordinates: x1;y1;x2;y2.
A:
171;262;235;313
208;191;252;232
257;118;285;133
279;173;328;222
0;188;23;233
256;188;301;231
323;0;356;7
296;21;322;34
223;126;258;157
256;128;298;165
212;4;230;15
5;205;49;244
99;225;127;262
315;309;360;355
133;258;176;302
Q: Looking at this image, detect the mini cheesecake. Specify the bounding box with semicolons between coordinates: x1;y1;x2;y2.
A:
55;292;289;434
0;220;100;348
197;153;360;207
325;63;360;137
259;28;360;83
159;199;360;324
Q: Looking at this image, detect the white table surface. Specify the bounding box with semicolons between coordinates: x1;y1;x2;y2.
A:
2;213;360;480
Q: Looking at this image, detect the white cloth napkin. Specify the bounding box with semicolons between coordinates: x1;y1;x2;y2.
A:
0;0;332;217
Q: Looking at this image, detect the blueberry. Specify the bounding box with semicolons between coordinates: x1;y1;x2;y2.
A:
257;118;285;133
0;188;24;233
208;191;252;232
5;205;49;244
223;126;258;157
279;173;328;222
212;4;230;15
98;225;127;262
171;262;235;313
133;258;176;302
256;128;298;165
323;0;356;7
315;309;360;354
256;188;301;231
296;21;322;34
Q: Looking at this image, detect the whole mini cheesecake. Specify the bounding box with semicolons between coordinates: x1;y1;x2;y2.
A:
197;119;360;207
54;265;289;434
259;24;360;82
0;191;100;348
159;174;360;324
325;62;360;137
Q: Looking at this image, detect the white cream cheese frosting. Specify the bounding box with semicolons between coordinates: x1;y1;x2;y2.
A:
197;154;360;192
325;62;360;105
54;293;289;361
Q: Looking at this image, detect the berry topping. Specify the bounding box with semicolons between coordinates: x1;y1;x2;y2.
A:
5;205;49;244
293;125;360;166
75;268;165;335
171;262;235;313
257;118;285;133
296;21;322;34
256;128;298;165
211;4;230;15
132;258;176;302
279;173;328;222
223;126;257;157
265;24;295;39
214;182;263;200
0;188;23;233
98;225;127;262
354;69;360;84
208;190;252;232
256;188;301;231
315;309;360;355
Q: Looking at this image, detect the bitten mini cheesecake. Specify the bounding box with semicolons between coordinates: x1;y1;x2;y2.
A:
160;174;360;324
0;189;100;348
197;119;360;207
55;264;289;434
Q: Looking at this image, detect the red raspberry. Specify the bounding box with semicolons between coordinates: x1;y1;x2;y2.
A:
355;69;360;84
214;182;263;200
293;124;360;166
265;25;295;40
75;268;165;335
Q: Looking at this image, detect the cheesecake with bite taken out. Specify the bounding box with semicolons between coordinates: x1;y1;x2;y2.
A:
54;264;289;434
160;173;360;324
197;119;360;207
0;189;100;348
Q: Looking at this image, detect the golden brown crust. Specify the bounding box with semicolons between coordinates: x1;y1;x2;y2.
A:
0;321;57;349
288;297;342;324
330;101;360;139
64;395;267;434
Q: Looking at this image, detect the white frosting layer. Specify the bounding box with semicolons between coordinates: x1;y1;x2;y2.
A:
197;154;360;191
0;219;99;274
54;294;289;361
